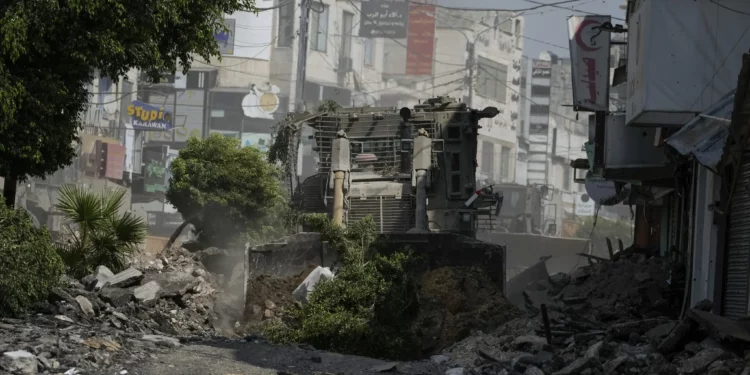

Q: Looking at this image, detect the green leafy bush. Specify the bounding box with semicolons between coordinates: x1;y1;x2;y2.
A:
265;215;421;359
0;203;64;317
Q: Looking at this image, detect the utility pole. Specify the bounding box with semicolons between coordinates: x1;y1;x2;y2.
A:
466;41;475;107
294;0;311;113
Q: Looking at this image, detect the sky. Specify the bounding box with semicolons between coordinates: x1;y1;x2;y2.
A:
437;0;626;59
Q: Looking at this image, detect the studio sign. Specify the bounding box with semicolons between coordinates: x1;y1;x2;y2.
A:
127;100;174;131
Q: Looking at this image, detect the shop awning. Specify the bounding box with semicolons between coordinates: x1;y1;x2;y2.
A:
665;89;735;172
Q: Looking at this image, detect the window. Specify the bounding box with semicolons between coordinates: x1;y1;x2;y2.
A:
501;147;511;178
563;166;572;191
278;1;295;47
364;38;375;66
341;12;354;58
530;104;549;116
476;57;508;103
310;5;329;52
530;85;551;97
481;141;494;177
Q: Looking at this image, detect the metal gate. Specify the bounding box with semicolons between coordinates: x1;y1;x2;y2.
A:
722;150;750;318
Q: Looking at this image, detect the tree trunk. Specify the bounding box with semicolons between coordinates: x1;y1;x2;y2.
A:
161;215;197;253
3;177;17;208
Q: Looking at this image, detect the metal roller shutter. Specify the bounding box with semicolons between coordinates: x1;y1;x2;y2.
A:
722;151;750;318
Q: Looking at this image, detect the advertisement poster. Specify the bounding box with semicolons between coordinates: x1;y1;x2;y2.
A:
142;145;168;193
127;101;173;131
104;143;126;180
405;2;436;76
359;0;409;38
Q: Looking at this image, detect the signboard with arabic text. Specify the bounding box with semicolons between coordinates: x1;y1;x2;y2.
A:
567;15;612;112
359;0;408;38
405;2;436;76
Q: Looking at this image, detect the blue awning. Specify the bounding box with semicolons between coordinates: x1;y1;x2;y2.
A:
666;90;735;172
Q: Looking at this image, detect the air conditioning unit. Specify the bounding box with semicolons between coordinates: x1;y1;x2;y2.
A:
337;57;353;73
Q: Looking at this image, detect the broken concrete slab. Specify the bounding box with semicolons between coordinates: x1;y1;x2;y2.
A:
609;318;669;339
585;341;603;359
512;335;548;352
92;265;115;290
551;356;599;375
658;318;695;354
134;281;161;303
687;309;750;344
141;335;181;348
103;268;143;288
75;296;95;317
141;271;196;297
1;350;37;374
99;286;135;308
602;356;628;373
679;348;729;375
523;365;545;375
645;321;677;343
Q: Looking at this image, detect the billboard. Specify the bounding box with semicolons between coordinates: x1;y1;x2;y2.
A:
531;60;551;78
142;145;168;193
359;0;409;38
567;15;611;112
127;101;174;131
104;143;126;180
405;2;436;76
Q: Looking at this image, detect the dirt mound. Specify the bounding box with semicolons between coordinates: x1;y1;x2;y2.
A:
412;267;521;355
240;264;318;334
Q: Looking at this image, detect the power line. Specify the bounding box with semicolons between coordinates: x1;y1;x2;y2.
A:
408;0;593;13
523;0;626;21
687;22;750;111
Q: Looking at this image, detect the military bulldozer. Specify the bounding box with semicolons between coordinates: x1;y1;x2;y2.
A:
242;97;587;308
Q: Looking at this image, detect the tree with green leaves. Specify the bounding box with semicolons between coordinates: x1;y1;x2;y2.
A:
0;0;257;206
166;134;288;248
54;185;147;278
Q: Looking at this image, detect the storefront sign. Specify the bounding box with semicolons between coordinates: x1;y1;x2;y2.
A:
359;0;408;38
405;2;436;76
127;101;174;131
104;143;126;180
242;84;281;119
568;15;612;111
142;145;168;193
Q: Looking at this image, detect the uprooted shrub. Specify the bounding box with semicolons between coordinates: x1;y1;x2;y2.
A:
264;214;422;360
0;203;64;317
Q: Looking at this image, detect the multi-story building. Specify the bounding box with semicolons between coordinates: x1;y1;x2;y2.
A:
380;8;525;185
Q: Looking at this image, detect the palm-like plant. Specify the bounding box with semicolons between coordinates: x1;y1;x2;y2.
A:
54;185;147;278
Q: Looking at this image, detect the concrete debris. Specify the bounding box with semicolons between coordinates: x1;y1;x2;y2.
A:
0;247;227;374
441;252;750;375
292;266;334;303
74;296;95;317
134;281;161;303
103;267;144;288
1;350;37;374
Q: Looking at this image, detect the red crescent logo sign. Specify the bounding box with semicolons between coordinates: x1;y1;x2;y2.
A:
575;19;602;52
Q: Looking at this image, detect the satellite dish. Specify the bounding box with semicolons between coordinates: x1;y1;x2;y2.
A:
584;173;620;205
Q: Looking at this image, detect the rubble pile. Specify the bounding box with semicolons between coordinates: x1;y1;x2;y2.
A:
0;248;223;374
413;267;522;354
436;253;750;375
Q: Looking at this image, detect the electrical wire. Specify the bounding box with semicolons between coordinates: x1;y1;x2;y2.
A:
709;0;750;16
687;22;750;111
407;0;592;13
256;0;295;11
523;0;625;21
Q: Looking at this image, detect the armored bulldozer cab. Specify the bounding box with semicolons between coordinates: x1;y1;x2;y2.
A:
292;96;502;238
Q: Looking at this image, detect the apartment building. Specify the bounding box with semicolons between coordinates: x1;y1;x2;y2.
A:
380;8;525;185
